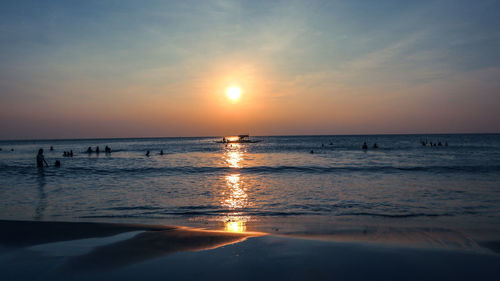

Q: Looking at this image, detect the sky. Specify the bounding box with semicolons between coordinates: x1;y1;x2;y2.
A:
1;0;499;139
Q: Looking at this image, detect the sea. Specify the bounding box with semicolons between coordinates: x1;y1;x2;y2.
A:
1;134;499;238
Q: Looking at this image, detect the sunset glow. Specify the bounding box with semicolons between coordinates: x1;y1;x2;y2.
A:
0;1;498;140
1;2;500;280
226;86;241;101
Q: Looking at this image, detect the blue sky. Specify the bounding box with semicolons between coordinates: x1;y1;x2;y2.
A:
1;0;499;139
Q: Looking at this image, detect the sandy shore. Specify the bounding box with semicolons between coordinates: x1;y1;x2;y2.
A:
0;220;498;281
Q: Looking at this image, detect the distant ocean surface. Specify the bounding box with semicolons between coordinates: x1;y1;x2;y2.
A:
1;134;500;234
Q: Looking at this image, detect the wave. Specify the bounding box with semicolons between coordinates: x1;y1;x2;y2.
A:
1;164;500;176
337;212;453;218
79;203;483;219
79;211;308;219
78;211;455;219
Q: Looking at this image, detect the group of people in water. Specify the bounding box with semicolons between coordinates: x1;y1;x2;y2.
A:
146;150;165;156
37;148;61;168
86;146;112;154
36;145;114;168
421;140;448;147
36;145;169;168
311;141;379;154
33;137;452;168
362;142;378;150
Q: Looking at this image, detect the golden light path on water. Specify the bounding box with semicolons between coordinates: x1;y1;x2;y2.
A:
221;143;251;232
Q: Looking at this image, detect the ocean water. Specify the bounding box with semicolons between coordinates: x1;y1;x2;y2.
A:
1;134;499;236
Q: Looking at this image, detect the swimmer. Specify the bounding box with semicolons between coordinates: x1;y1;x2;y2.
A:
362;142;368;150
36;149;49;168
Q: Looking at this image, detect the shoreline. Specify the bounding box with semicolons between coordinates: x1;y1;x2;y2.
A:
1;219;499;254
0;219;498;281
0;219;263;248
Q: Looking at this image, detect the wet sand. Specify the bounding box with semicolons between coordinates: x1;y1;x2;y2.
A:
0;220;498;281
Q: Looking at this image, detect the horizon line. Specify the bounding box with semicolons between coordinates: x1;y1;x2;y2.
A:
1;132;499;142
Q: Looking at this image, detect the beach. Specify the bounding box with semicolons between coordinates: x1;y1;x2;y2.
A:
1;135;500;280
2;0;500;279
0;220;499;281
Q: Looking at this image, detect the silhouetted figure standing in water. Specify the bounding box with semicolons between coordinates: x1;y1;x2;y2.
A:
87;147;92;154
54;160;61;167
50;146;54;151
373;143;378;149
96;146;100;154
70;150;73;157
160;150;164;155
310;150;314;154
105;146;111;153
146;150;150;157
36;149;49;168
362;142;368;150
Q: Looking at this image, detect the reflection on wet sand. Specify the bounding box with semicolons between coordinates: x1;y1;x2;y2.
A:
0;220;263;274
59;228;259;273
224;215;250;233
285;226;489;252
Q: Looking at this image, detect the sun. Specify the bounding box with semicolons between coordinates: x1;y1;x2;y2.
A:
226;86;241;101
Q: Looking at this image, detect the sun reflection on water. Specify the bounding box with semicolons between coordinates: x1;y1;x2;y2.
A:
225;144;242;168
221;145;251;232
222;174;248;209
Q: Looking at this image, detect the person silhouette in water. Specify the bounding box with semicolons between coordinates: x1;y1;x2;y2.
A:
36;149;49;168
